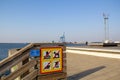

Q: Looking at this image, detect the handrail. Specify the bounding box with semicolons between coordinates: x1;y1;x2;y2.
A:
2;60;37;80
22;69;38;80
0;43;33;65
0;43;34;74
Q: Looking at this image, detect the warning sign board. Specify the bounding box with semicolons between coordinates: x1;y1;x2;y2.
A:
40;47;63;74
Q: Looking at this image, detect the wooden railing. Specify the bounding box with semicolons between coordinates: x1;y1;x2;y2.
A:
0;43;66;80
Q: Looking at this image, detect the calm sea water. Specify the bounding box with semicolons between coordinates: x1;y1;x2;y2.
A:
0;43;28;61
0;43;86;61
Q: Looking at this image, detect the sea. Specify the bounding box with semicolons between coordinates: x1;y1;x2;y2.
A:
0;43;86;61
0;43;28;61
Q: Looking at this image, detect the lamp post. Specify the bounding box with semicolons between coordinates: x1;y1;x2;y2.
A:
103;13;109;43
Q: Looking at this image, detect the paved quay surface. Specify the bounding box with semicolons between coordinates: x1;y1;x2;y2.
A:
72;46;120;50
67;52;120;80
67;49;120;59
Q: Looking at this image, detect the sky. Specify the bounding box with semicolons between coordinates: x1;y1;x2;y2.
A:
0;0;120;43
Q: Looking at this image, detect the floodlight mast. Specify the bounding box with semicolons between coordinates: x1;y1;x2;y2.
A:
103;13;109;42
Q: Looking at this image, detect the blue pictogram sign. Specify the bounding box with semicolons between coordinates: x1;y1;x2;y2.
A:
30;50;40;57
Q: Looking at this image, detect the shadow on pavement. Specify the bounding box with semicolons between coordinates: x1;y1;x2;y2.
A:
67;66;106;80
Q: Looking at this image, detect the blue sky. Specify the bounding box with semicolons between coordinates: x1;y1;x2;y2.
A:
0;0;120;43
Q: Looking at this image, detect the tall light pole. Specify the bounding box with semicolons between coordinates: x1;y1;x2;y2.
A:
103;13;109;42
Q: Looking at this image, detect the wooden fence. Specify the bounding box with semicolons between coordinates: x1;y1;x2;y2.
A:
0;43;67;80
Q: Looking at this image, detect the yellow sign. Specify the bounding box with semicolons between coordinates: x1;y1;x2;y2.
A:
40;47;63;74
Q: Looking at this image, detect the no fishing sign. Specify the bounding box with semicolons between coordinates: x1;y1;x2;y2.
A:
40;47;63;74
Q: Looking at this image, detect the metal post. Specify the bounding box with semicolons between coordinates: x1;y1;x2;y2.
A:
103;13;109;43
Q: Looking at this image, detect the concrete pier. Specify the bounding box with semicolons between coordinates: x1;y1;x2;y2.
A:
67;47;120;80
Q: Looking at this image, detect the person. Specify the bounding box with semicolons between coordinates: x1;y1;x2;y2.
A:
86;41;88;45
